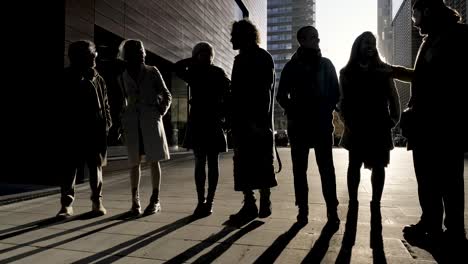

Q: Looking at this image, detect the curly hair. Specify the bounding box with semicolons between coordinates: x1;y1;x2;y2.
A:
231;19;260;45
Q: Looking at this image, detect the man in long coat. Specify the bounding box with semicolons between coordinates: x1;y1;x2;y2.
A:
229;19;277;221
391;0;468;249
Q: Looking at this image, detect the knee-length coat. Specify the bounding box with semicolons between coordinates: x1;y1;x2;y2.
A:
230;46;278;191
118;65;172;165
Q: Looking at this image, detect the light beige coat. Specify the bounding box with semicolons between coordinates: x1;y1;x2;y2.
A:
118;65;172;165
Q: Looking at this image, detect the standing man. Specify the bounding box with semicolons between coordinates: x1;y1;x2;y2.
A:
229;19;277;222
391;0;468;247
276;26;340;225
60;40;112;218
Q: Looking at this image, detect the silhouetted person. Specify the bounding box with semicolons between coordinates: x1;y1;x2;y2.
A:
59;40;112;218
390;0;468;247
338;31;400;249
174;42;230;217
117;39;172;216
276;26;340;225
228;19;277;222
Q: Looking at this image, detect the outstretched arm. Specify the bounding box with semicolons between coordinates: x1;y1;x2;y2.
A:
388;79;401;125
391;65;414;83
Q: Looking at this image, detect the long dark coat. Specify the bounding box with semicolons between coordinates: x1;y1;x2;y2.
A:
174;59;230;153
230;46;278;191
406;23;468;152
64;67;112;166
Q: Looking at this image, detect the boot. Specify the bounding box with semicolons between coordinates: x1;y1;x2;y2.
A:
370;201;383;249
259;189;272;218
205;187;216;215
130;188;142;215
327;207;340;230
297;204;309;224
230;192;258;222
193;201;206;217
370;201;382;228
144;189;161;215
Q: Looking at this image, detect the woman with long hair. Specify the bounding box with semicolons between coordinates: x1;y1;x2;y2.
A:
338;31;400;247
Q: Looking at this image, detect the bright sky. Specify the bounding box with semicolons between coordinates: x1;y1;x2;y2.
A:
316;0;378;74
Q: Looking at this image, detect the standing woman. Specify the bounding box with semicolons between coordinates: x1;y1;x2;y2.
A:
117;39;172;215
338;32;400;232
175;42;230;217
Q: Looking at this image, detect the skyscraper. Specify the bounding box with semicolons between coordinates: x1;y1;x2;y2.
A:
378;0;394;63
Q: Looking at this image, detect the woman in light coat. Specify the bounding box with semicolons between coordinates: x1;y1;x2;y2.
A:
117;39;172;215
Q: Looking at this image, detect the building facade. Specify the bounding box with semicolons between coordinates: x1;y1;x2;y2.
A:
378;0;394;63
267;0;316;131
64;0;267;148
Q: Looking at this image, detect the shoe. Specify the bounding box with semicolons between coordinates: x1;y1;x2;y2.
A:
130;194;142;215
57;206;74;218
204;201;213;215
297;206;309;224
403;222;442;247
193;202;206;217
229;202;258;222
144;202;161;215
92;201;107;216
403;222;427;239
259;198;272;218
327;209;340;225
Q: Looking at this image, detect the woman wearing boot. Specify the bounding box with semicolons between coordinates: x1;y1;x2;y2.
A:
338;32;400;248
117;39;172;215
175;42;230;217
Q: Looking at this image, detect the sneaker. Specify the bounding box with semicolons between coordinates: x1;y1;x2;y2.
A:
144;202;161;215
92;201;107;216
57;206;74;218
129;195;142;215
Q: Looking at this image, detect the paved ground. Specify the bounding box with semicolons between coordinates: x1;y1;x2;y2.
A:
0;148;467;263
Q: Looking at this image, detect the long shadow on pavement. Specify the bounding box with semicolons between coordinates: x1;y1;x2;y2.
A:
0;216;72;240
70;215;195;264
0;212;137;263
335;204;358;264
301;220;340;264
190;220;264;264
252;222;306;264
163;225;238;264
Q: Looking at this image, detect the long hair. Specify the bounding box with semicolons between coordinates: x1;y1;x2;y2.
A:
231;19;260;45
341;31;383;74
117;39;146;61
